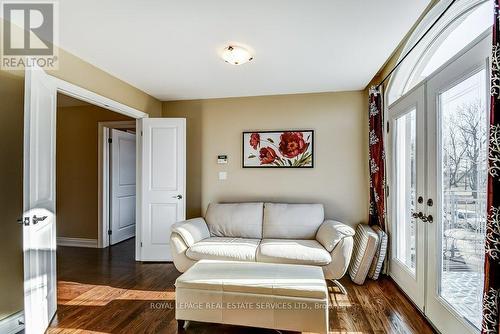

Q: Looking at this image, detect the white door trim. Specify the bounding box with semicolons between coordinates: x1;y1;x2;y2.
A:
98;121;135;248
50;76;148;119
47;74;148;261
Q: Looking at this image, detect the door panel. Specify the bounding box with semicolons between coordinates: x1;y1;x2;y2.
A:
426;34;489;333
140;118;186;261
110;129;136;245
23;66;57;334
388;84;426;310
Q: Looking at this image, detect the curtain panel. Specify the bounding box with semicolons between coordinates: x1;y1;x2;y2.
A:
368;86;386;231
482;2;500;333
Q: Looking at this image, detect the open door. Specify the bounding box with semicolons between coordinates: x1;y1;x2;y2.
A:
23;66;57;333
110;129;136;245
139;118;186;261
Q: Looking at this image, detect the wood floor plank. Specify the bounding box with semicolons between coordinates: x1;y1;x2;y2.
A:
49;238;436;334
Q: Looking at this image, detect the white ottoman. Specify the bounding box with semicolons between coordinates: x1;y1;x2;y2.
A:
175;260;329;333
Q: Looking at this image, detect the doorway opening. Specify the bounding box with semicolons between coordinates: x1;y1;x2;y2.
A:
55;93;140;312
56;92;137;250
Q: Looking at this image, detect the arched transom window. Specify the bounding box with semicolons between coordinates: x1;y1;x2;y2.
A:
387;0;492;106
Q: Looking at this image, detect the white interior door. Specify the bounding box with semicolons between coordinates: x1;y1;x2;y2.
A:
110;129;136;245
425;33;489;334
388;84;426;310
23;66;57;334
139;118;186;261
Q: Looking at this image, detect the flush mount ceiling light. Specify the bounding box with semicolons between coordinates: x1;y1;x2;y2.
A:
221;45;254;65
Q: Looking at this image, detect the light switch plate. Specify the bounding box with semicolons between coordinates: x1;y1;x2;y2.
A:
218;171;227;180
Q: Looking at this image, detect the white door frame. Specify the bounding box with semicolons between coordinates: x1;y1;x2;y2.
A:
48;75;148;261
98;121;136;249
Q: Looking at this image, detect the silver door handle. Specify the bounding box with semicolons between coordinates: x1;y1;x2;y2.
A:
172;195;182;200
32;215;48;224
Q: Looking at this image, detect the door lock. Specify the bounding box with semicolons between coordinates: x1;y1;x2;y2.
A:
17;217;30;226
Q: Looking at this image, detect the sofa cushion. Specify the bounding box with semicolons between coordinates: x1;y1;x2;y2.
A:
368;225;388;280
186;237;260;262
205;203;264;238
256;239;331;266
348;224;379;285
263;203;324;239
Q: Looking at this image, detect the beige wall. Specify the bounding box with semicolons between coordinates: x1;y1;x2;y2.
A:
56;104;133;240
163;91;369;226
0;34;161;319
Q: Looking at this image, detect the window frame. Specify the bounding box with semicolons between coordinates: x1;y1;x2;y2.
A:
386;0;490;107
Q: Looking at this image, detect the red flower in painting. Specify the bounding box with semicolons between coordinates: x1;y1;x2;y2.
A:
259;147;277;165
250;133;260;150
279;132;309;158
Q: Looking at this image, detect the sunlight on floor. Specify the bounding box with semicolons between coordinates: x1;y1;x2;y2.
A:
58;281;175;306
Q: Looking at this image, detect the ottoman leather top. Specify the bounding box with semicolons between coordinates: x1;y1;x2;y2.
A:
175;260;327;299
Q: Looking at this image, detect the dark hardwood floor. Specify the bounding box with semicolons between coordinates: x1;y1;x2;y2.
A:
48;238;436;334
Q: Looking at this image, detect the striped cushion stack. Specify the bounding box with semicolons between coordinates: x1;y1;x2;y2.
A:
348;223;388;285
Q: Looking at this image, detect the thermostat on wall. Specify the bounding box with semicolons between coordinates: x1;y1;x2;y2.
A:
217;155;228;164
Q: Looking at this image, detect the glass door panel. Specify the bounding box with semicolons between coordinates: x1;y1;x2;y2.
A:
438;68;487;329
394;109;417;273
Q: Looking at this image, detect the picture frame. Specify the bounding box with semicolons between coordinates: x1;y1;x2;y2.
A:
242;130;314;168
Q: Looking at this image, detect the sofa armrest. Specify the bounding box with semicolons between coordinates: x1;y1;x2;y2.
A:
171;217;210;247
316;219;355;252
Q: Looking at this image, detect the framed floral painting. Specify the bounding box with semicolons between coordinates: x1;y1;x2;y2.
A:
242;130;314;168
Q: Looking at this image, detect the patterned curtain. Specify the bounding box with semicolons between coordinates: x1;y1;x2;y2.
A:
368;86;386;231
483;2;500;333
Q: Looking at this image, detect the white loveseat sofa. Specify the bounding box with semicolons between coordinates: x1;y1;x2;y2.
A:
170;202;355;282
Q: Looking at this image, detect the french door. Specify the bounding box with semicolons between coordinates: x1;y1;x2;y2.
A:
389;33;490;333
388;84;426;311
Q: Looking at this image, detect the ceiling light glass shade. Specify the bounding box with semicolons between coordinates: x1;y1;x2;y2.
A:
221;45;254;65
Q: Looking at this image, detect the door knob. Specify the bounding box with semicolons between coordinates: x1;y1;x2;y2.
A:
421;214;433;223
172;195;182;200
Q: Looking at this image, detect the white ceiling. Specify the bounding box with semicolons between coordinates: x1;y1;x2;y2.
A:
58;0;430;101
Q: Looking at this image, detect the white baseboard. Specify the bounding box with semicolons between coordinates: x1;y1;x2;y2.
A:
57;237;98;248
0;311;24;334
